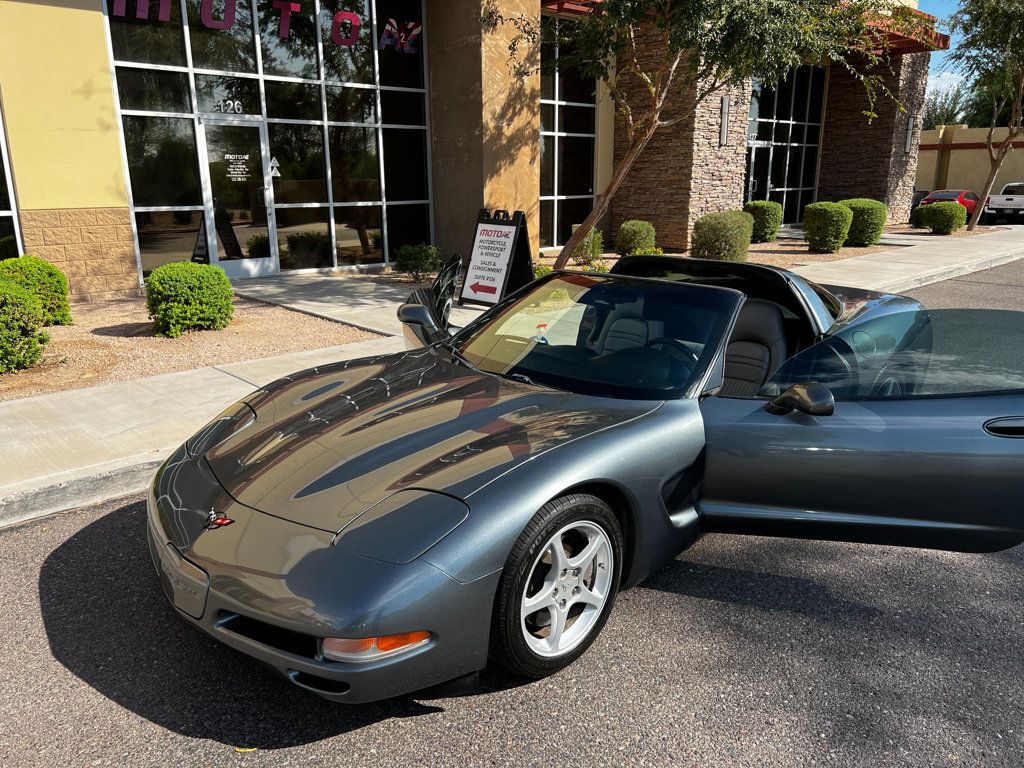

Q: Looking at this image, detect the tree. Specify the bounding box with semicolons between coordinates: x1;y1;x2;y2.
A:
923;83;967;129
484;0;935;268
961;84;1013;128
951;0;1024;230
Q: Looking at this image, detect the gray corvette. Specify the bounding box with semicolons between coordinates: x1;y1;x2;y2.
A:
148;255;1024;703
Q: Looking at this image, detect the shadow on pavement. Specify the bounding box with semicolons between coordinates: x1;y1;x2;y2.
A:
38;501;454;749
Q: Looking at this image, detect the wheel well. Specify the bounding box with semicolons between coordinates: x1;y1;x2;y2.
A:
563;482;637;586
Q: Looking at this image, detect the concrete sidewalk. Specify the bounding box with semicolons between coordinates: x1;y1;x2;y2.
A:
0;336;403;528
233;273;481;336
791;225;1024;293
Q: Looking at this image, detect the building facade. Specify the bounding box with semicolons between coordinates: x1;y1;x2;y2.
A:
0;0;941;300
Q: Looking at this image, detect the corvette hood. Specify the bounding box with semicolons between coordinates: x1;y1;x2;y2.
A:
204;349;657;533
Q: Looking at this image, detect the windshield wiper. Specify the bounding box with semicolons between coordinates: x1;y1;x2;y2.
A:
506;372;535;385
441;341;477;370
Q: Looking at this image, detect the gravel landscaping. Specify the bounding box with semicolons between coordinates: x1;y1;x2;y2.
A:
0;296;381;401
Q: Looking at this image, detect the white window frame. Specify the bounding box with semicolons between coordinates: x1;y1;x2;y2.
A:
102;0;433;280
539;14;598;250
0;97;22;255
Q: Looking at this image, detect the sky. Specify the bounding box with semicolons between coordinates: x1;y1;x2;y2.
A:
916;0;963;92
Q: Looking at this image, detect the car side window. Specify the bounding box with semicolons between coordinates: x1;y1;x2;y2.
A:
762;309;1024;400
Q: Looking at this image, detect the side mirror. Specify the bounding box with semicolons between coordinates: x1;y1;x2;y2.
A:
764;382;835;417
397;302;440;331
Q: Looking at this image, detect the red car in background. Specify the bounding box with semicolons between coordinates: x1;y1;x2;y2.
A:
919;189;980;217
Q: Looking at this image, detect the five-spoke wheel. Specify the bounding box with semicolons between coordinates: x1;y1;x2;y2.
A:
491;493;623;677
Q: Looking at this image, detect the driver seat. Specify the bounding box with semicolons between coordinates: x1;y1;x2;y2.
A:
721;300;788;397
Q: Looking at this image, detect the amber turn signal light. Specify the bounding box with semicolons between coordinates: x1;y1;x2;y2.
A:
322;631;431;663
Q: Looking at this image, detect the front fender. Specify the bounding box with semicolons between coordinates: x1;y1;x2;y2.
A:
420;399;706;587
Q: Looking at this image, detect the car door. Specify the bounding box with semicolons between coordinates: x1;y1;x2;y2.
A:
399;254;463;348
698;307;1024;553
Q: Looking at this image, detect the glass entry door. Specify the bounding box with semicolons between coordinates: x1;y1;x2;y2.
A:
199;119;276;278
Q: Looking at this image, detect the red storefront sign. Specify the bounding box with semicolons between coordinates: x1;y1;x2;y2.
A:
109;1;416;51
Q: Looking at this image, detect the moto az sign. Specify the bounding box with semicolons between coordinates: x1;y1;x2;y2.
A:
110;1;421;51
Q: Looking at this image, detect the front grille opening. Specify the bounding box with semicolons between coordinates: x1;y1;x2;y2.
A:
290;670;351;695
217;612;318;659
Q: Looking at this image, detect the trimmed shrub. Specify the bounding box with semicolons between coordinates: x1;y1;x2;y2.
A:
533;264;553;279
570;227;604;266
690;211;754;262
634;246;665;256
839;198;888;246
145;262;234;338
246;233;270;260
0;235;18;261
925;201;968;235
804;202;853;253
0;255;72;326
910;205;931;228
394;243;442;281
586;260;610;273
615;219;656;256
0;279;48;372
744;200;783;243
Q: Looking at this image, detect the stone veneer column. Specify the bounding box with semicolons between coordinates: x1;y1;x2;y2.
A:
817;52;930;223
610;24;751;251
20;208;139;301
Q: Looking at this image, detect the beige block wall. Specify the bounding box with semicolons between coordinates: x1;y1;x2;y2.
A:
917;125;1024;194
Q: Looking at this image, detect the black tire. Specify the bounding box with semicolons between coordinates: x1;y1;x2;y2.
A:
490;493;623;678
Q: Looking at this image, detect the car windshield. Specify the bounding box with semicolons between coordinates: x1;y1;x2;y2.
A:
450;273;741;400
928;191;963;200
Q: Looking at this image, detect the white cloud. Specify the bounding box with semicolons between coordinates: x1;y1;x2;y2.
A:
928;70;965;94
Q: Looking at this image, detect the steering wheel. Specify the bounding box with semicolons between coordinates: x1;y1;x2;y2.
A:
646;337;700;365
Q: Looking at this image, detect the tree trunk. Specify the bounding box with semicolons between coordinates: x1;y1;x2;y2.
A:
967;159;1003;231
552;122;659;270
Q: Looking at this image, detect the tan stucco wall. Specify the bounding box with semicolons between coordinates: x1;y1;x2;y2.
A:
917;125;1024;194
0;0;128;210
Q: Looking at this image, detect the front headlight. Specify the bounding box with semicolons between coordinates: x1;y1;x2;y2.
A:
185;401;257;457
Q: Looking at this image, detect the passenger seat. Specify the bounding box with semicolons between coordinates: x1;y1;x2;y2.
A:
720;300;788;397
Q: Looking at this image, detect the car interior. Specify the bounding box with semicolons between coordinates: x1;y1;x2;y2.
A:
608;256;820;396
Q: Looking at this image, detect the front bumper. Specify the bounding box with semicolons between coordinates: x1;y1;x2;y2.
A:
146;449;497;703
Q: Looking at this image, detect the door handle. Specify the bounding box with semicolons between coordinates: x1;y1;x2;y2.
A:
984;417;1024;438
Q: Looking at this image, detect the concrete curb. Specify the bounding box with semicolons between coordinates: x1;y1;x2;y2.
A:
0;451;170;530
869;246;1024;294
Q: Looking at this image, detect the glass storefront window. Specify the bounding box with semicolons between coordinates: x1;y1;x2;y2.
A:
108;1;187;66
320;0;374;84
382;128;428;200
257;0;319;79
326;86;376;123
334;205;382;265
269;123;328;204
122;116;202;206
135;210;204;274
186;0;257;73
107;0;431;275
276;207;332;269
116;68;191;113
329;126;379;201
195;75;260;114
265;80;322;120
539;16;598;248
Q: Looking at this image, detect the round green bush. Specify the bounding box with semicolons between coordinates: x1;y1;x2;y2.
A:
743;200;783;243
924;201;968;235
839;198;888;246
690;211;754;262
615;220;656;256
804;202;853;253
145;262;234;338
394;243;442;281
0;255;72;326
570;228;603;266
0;279;49;372
910;205;931;228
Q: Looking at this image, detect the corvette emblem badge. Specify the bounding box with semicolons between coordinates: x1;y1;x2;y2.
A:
203;510;235;530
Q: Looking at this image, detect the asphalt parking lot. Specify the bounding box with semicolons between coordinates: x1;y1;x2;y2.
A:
2;260;1023;767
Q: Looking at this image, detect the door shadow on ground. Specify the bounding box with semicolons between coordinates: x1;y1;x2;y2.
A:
37;501;520;749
